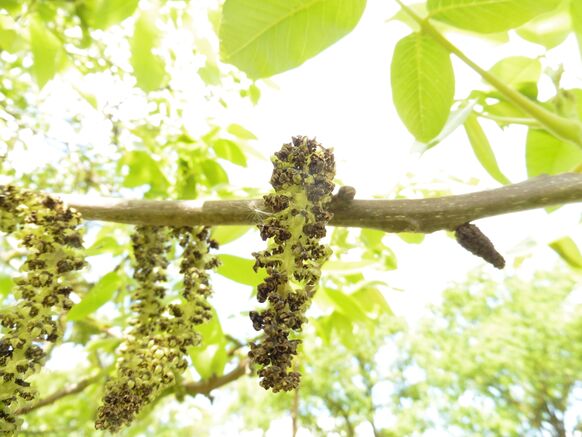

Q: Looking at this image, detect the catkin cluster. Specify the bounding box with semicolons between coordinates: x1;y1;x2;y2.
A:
0;185;85;434
95;226;219;432
249;136;335;392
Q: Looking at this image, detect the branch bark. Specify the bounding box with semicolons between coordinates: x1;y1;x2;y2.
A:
56;173;582;233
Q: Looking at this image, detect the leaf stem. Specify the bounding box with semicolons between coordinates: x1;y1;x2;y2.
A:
393;0;582;148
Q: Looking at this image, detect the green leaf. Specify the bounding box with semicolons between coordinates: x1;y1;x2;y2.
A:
488;56;541;98
68;271;123;321
398;232;425;244
211;226;251;245
120;151;170;196
219;0;366;78
0;275;14;297
464;113;510;184
0;16;25;53
525;129;582;177
427;0;562;33
211;139;247;167
391;32;455;143
360;228;385;248
322;288;369;323
29;16;67;88
323;259;376;273
201;159;229;186
227;123;257;140
425;99;476;149
190;309;228;378
516;6;571;49
216;254;266;286
571;0;582;59
130;11;166;92
550;237;582;269
352;287;392;316
198;60;222;85
85;236;127;256
79;0;139;30
0;0;22;14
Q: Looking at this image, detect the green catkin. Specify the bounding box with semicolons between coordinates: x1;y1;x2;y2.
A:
249;136;335;392
0;185;86;435
95;225;219;432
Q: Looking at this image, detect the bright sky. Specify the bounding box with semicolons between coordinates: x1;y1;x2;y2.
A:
7;0;582;435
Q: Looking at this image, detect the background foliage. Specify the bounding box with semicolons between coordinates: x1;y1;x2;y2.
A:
1;0;582;435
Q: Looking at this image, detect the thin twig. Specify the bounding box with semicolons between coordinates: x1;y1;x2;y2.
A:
15;375;102;415
53;173;582;233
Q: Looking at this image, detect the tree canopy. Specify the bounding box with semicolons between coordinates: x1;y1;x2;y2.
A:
1;0;582;435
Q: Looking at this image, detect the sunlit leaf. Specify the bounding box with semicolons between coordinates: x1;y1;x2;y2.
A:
219;0;366;78
398;232;425;244
550;237;582;269
516;5;571;49
391;32;455;143
352;287;392;316
120;150;170;196
428;0;562;33
212;226;251;245
216;254;266;286
464;112;510;184
79;0;139;30
68;271;123;321
212;139;247;167
0;274;14;297
201;159;229;186
29;16;67;88
227;124;257;140
488;56;541;98
571;0;582;59
130;10;166;92
526;129;582;177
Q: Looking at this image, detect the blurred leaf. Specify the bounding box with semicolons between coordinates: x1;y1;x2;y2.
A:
68;271;123;321
176;158;198;200
0;0;21;14
425;99;476;149
120;151;170;195
227;124;257;140
516;5;570;49
0;16;26;52
323;288;369;323
79;0;139;30
85;236;126;256
219;0;366;78
526;129;582;177
29;16;67;88
571;0;582;59
550;237;582;269
201;159;229;186
198;60;222;85
488;56;541;98
212;226;251;245
398;232;425;244
190;309;227;378
360;228;385;248
216;254;266;286
464;112;511;184
212;139;247;167
352;287;392;316
0;274;14;297
248;83;261;104
391;32;455;143
130;11;166;92
428;0;562;33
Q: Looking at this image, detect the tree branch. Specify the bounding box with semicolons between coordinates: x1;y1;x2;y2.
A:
181;359;249;397
55;173;582;233
15;375;102;415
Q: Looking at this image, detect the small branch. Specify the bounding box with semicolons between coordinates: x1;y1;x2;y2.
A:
15;374;102;415
54;173;582;233
181;359;249;397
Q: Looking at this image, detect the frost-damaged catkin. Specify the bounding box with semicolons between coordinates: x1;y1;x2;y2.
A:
0;185;85;435
95;226;219;432
249;136;335;392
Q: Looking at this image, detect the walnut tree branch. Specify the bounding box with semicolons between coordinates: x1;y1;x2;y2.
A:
55;173;582;233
